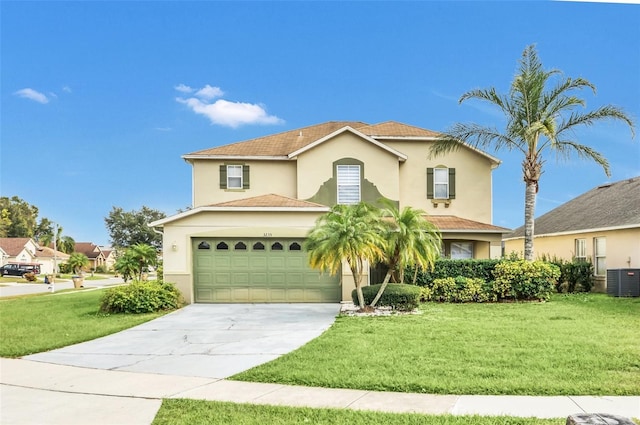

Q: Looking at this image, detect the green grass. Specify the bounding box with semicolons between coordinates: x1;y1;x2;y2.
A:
152;399;562;425
234;294;640;395
0;289;168;357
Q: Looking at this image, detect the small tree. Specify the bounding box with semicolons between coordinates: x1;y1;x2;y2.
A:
305;202;386;310
114;252;138;282
67;253;89;275
129;243;158;280
370;201;442;308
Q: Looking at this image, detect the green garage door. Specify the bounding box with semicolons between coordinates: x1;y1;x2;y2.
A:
193;238;341;303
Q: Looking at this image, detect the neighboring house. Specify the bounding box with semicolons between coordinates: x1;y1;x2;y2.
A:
34;246;70;275
74;242;106;271
101;247;117;271
0;238;68;274
0;238;39;265
503;176;640;292
151;121;510;304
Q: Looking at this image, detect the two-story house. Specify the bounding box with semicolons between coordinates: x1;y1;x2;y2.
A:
150;121;509;304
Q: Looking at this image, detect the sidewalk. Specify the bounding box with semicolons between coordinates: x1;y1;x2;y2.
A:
2;358;638;425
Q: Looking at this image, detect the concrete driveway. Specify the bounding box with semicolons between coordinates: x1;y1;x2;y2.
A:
25;303;340;379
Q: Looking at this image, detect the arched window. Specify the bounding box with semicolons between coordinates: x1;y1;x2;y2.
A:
216;242;229;250
289;242;301;251
234;242;247;250
253;242;265;250
271;242;283;251
197;241;210;250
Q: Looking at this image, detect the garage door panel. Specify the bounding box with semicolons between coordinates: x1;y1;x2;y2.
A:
193;238;340;303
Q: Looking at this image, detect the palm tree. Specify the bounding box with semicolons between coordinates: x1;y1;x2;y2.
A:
114;251;138;282
305;202;386;310
39;225;75;254
128;243;158;280
67;253;89;275
430;45;635;261
369;201;442;308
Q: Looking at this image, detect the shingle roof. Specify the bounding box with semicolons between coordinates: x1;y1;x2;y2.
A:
0;238;34;256
186;121;367;157
427;216;511;233
35;246;70;260
211;194;327;208
74;242;103;259
507;176;640;238
356;121;440;138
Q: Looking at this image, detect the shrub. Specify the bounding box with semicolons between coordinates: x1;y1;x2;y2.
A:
492;260;560;301
352;284;421;311
100;280;183;314
408;259;502;287
95;265;108;274
563;260;594;293
23;272;37;282
430;276;492;303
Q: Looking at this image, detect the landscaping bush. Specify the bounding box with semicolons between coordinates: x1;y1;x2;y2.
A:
562;260;594;293
492;260;560;301
408;259;501;287
100;280;183;314
429;276;493;303
352;284;421;311
95;265;108;274
23;272;37;282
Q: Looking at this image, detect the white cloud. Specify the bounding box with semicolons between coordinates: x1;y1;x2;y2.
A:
14;88;49;104
174;83;194;93
62;86;72;93
176;84;284;128
195;84;224;100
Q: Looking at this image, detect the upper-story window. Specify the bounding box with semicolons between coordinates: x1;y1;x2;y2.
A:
337;165;361;204
427;167;456;200
219;164;250;190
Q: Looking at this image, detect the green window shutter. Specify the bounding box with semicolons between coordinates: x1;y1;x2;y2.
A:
448;168;456;199
242;165;250;189
426;168;434;199
220;165;227;189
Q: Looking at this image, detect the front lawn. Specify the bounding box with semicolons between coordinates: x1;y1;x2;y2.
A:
233;294;640;395
0;289;168;357
152;399;561;425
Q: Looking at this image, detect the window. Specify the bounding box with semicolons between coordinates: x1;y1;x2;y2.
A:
252;242;265;250
594;237;606;276
337;165;360;204
450;242;473;259
434;168;449;199
219;164;250;190
271;242;283;251
227;165;243;189
575;239;586;261
427;167;456;200
234;242;247;251
197;241;210;250
289;242;301;251
216;242;229;250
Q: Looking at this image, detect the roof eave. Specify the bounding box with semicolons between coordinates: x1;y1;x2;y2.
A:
503;223;640;240
182;155;290;161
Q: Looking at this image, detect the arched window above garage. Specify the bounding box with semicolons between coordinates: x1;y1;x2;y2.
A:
289;242;301;251
234;242;247;250
216;242;229;250
271;242;283;251
253;242;265;250
197;241;210;250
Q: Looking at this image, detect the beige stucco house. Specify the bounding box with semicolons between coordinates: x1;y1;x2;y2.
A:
151;121;509;304
503;176;640;292
0;238;69;275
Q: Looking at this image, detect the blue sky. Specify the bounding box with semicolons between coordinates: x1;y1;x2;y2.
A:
2;1;638;246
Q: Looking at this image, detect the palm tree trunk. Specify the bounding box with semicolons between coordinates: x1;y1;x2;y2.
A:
350;262;365;309
524;180;537;261
370;265;394;308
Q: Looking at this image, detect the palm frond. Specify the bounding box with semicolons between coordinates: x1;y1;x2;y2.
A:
557;106;636;138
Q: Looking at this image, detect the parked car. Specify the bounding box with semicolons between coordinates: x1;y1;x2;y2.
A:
0;263;41;277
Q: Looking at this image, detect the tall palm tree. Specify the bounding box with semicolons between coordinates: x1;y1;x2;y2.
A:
369;201;442;308
67;253;89;275
430;45;635;260
305;202;386;310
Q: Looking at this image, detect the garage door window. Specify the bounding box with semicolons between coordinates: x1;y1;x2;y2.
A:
271;242;283;251
198;241;210;250
235;242;247;250
289;242;301;251
253;242;265;250
216;242;229;250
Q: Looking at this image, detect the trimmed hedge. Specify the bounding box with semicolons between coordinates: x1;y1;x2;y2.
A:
408;259;501;287
492;260;560;301
352;284;421;311
429;276;494;303
100;280;183;314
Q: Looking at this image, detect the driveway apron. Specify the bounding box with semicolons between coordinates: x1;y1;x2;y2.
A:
25;303;340;379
